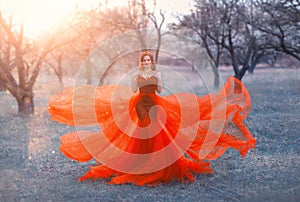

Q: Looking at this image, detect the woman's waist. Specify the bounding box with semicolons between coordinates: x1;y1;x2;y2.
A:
136;92;158;102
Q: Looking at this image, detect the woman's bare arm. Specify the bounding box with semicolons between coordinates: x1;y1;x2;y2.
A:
156;71;162;93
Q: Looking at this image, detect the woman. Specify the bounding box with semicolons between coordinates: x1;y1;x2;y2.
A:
48;51;256;186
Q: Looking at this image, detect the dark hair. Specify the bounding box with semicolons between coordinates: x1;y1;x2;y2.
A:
138;51;156;71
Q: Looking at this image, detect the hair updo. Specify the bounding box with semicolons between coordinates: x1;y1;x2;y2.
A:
138;51;156;71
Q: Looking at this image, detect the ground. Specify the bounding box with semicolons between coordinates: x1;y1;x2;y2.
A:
0;67;299;201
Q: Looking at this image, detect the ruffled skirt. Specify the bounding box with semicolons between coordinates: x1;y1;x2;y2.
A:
48;76;256;186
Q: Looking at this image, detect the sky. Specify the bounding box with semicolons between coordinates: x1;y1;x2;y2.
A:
0;0;194;38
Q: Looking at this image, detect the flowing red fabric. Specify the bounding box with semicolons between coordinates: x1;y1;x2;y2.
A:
48;76;256;186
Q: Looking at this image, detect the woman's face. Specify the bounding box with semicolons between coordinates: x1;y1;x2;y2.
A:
142;55;152;68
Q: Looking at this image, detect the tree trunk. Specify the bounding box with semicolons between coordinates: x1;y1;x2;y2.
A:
18;95;34;115
233;65;249;93
237;65;248;81
212;66;220;89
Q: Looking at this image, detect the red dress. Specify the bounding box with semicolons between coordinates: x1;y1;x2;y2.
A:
48;75;256;186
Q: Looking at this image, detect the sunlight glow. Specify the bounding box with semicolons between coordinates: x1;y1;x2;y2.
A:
0;0;102;38
0;0;192;38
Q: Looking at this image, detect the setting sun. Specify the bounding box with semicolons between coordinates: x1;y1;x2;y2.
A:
0;0;192;38
0;0;105;38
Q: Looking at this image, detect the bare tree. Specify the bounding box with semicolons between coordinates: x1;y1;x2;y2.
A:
148;10;165;62
0;11;80;115
69;1;166;85
250;0;300;61
38;4;121;87
173;0;228;86
176;1;226;68
69;5;143;85
116;0;166;60
174;0;287;81
44;51;64;88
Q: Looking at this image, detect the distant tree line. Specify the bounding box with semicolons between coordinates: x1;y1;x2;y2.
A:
172;0;300;80
0;0;299;115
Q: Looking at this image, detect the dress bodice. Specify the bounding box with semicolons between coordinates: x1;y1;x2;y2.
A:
137;75;158;94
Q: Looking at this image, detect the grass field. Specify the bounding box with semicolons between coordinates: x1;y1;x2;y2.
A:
0;67;299;201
